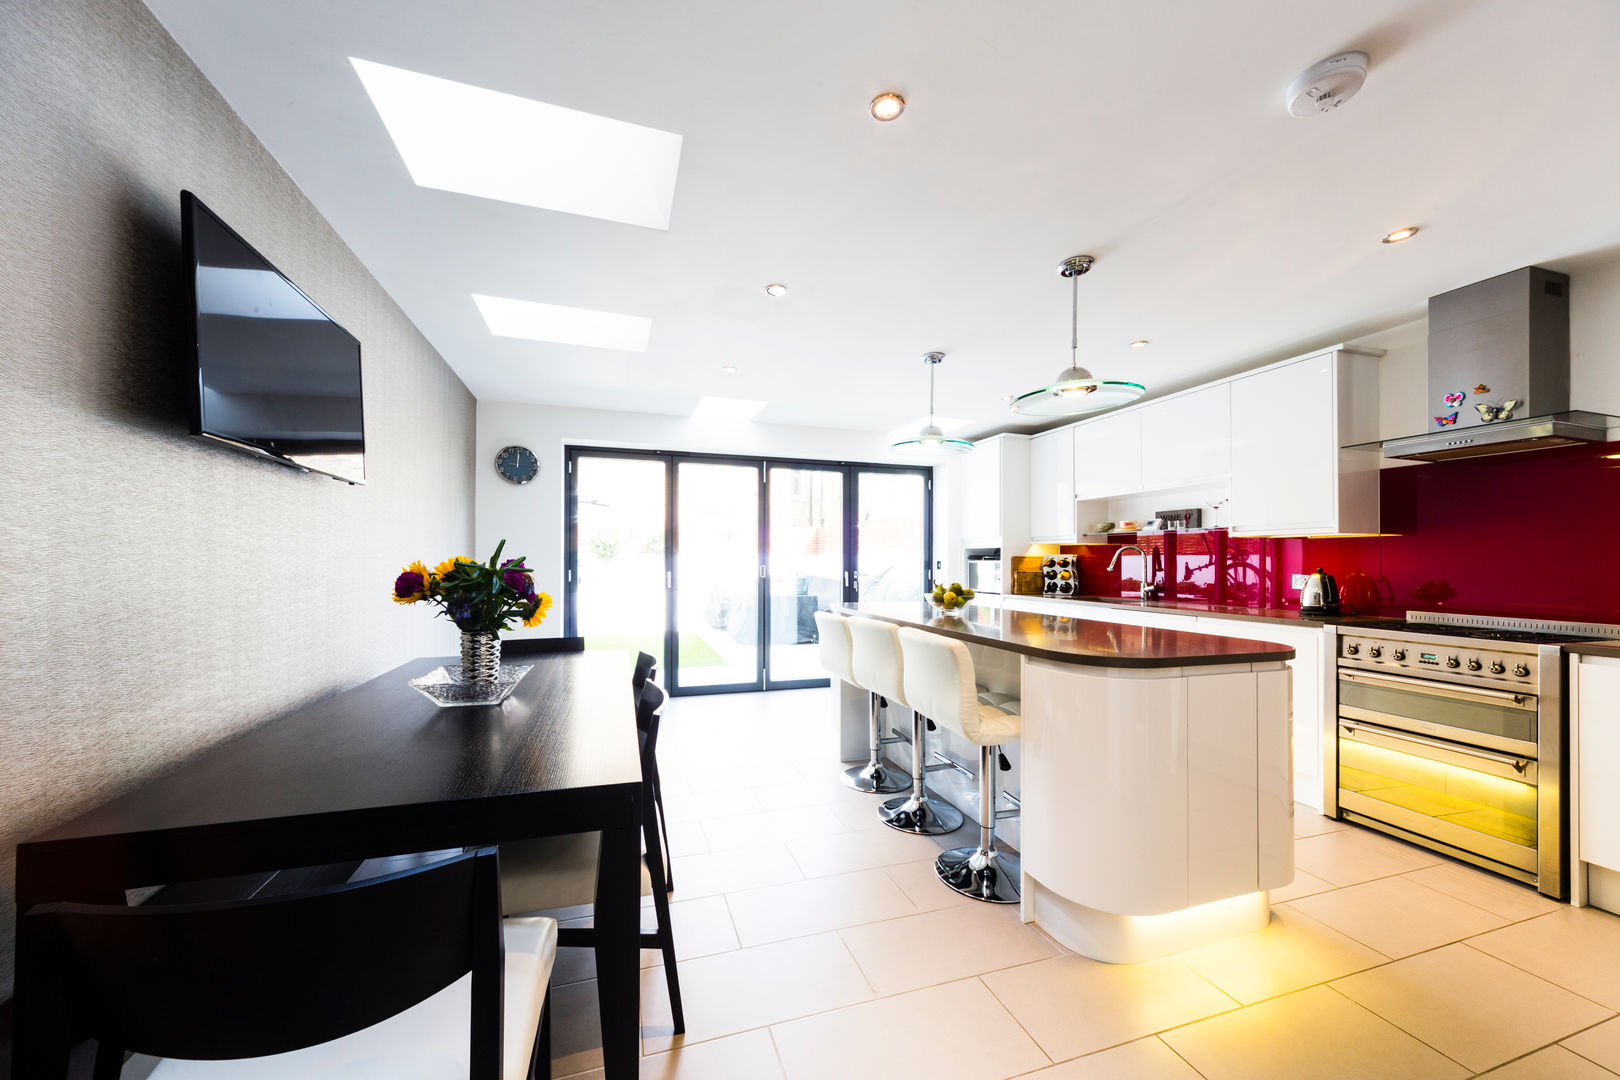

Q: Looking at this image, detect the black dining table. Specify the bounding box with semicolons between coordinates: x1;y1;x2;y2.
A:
11;650;645;1080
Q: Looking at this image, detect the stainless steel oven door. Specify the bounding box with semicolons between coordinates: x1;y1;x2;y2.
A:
1337;718;1539;875
1337;669;1537;757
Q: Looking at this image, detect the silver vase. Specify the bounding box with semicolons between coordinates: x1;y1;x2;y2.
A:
459;631;501;683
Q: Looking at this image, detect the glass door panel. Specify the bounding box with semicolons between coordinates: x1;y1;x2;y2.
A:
766;466;844;686
674;460;762;691
572;454;669;667
855;470;928;602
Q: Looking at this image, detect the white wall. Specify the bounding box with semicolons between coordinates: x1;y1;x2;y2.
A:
476;400;931;637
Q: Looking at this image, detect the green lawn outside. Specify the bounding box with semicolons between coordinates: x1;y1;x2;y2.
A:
585;633;726;668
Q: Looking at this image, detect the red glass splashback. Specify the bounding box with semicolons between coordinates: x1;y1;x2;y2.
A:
1060;439;1620;622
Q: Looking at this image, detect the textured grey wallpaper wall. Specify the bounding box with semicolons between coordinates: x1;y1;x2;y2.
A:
0;0;478;997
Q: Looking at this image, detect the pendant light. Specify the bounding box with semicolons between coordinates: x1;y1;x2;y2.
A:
1009;255;1146;416
891;352;974;458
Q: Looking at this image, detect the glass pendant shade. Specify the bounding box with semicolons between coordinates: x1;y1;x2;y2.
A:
1010;256;1146;417
891;352;973;458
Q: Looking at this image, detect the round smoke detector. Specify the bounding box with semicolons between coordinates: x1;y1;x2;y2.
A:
1285;51;1369;117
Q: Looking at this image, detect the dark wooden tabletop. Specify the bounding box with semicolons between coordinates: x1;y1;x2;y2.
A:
842;599;1296;667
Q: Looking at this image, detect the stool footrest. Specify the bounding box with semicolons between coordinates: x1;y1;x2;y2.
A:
926;753;975;779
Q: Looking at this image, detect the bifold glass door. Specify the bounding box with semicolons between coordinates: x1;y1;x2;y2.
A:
565;450;931;695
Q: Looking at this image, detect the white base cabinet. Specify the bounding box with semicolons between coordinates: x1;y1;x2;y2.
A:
1574;653;1620;911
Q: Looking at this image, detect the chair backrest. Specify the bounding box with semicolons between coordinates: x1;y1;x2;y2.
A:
898;627;983;742
502;635;585;657
632;651;657;696
812;611;856;685
847;617;907;707
21;848;506;1076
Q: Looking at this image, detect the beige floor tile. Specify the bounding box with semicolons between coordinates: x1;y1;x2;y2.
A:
725;867;919;947
699;805;851;852
548;978;606;1078
1402;862;1562;922
1286;875;1507;957
637;1029;786;1079
667;843;803;899
1015;1037;1202;1079
1178;905;1388;1005
1269;868;1336;903
639;932;874;1053
1294;805;1350;837
1293;829;1443;887
659;784;763;824
646;894;739;966
771;977;1049;1080
1472;907;1620;1009
883;858;985;911
1332;942;1613;1073
786;825;947;878
1566;1016;1620;1072
663;818;709;858
1478;1046;1620;1079
839;902;1060;994
982;953;1237;1061
1162;984;1468;1080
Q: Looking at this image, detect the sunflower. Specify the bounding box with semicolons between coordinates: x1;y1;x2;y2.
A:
523;591;554;628
433;557;475;580
392;559;431;604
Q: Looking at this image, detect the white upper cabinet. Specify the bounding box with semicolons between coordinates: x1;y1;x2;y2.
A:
1228;346;1381;536
1072;410;1143;500
1139;384;1231;491
959;433;1030;548
1028;427;1077;542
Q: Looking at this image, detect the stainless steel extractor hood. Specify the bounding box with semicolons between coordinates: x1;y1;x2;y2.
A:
1380;266;1616;461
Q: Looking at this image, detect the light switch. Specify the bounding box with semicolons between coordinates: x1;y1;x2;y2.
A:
1291;574;1309;590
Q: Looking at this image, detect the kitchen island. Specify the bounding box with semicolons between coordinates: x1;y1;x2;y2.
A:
840;598;1296;962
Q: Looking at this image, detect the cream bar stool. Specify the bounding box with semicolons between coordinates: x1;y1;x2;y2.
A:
815;611;908;794
898;627;1022;902
849;617;964;835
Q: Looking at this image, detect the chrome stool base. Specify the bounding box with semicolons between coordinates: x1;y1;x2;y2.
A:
879;793;964;835
936;845;1021;904
843;761;909;794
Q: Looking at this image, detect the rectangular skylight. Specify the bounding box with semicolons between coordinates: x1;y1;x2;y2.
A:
473;294;651;352
691;396;768;423
351;58;682;230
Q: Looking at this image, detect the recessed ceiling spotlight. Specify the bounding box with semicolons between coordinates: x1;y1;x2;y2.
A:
1129;339;1150;349
870;92;906;122
1381;226;1420;244
764;282;788;297
720;364;737;374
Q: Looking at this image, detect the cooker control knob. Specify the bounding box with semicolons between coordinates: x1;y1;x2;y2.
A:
1514;663;1531;678
1446;656;1461;669
1490;660;1506;675
1467;658;1483;671
1392;649;1407;661
1346;643;1360;656
1368;646;1382;659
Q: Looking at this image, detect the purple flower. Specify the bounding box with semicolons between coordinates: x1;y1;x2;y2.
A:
448;599;473;624
502;568;529;591
393;571;425;599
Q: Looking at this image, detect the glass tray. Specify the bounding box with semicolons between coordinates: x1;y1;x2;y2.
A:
409;663;533;708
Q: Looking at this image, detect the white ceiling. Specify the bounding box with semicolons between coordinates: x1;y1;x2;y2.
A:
145;0;1620;438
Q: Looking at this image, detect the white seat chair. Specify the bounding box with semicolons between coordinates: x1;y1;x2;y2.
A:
849;617;964;835
815;610;907;794
898;627;1023;903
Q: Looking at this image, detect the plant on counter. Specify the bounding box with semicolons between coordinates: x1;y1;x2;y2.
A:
930;580;976;611
391;539;552;635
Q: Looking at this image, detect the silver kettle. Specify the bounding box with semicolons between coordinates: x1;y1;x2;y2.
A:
1299;567;1341;616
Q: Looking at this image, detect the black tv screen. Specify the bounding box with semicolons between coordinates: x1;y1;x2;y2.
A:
183;191;365;483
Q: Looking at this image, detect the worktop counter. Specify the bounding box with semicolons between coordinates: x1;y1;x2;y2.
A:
841;598;1296;668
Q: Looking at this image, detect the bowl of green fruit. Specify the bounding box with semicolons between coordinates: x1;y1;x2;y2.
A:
930;582;975;611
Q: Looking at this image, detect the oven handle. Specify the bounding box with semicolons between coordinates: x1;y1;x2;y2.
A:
1338;668;1534;709
1338;719;1535;778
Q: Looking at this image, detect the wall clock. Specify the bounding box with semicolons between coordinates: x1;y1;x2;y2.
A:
495;445;539;485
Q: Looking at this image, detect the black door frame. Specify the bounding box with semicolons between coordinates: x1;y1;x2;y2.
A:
563;446;933;696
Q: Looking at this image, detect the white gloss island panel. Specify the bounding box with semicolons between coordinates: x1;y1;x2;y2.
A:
1019;656;1293;962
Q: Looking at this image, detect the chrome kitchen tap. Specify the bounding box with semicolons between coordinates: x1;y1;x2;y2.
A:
1108;544;1159;601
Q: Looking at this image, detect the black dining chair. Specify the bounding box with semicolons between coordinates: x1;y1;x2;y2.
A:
501;635;586;657
499;679;685;1034
629;651;675;892
13;846;558;1080
631;650;656;695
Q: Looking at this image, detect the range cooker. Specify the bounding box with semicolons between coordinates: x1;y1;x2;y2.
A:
1330;612;1618;898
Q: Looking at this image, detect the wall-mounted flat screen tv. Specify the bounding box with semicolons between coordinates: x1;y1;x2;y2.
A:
183;190;365;484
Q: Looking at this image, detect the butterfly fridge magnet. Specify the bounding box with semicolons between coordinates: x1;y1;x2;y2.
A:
1476;399;1520;422
1444;392;1466;408
1434;411;1459;427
